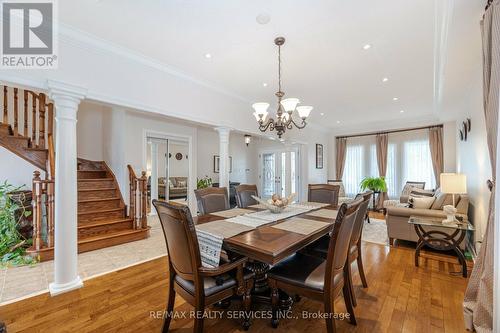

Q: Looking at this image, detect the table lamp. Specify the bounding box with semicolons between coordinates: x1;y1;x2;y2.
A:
440;173;467;223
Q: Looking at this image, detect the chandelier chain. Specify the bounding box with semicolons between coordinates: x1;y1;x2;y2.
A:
278;44;282;93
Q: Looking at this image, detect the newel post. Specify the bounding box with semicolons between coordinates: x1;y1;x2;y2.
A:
141;171;148;229
32;171;42;250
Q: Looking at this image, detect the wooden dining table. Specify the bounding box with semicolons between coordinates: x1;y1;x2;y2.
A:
194;204;339;308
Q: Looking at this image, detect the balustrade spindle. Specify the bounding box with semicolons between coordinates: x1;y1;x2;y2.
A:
3;86;7;124
13;88;18;135
32;171;43;250
47;103;54;136
32;95;36;146
38;93;46;148
141;171;148;229
46;181;55;247
23;90;28;137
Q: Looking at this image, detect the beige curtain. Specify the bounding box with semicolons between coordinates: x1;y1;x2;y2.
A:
335;137;347;180
376;133;389;209
429;126;444;187
463;2;499;332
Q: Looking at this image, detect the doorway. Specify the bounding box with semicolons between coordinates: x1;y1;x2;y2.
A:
260;147;300;200
146;137;190;212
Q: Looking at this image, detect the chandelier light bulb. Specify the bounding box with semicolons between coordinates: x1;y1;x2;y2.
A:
280;98;300;112
296;106;313;119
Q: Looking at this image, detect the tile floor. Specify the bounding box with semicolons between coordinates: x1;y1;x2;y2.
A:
0;215;166;305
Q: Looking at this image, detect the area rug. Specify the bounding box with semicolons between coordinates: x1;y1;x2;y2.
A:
362;218;389;245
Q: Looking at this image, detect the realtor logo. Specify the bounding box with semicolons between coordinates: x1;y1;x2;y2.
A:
1;0;58;68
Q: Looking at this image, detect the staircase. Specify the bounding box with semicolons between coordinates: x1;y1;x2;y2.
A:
1;84;150;261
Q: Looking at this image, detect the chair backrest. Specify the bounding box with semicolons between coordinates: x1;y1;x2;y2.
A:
324;197;363;288
194;187;229;215
327;179;346;197
152;200;201;281
349;191;372;247
308;184;340;206
235;184;258;208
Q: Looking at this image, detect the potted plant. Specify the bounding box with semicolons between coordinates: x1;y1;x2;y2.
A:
0;181;35;266
197;176;213;189
360;176;388;193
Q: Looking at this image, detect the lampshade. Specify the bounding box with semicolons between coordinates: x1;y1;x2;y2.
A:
252;102;270;118
280;98;300;112
440;173;467;194
296;106;313;118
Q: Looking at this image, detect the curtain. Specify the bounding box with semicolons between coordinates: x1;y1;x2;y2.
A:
336;137;347;180
376;133;389;209
464;2;499;332
428;126;444;187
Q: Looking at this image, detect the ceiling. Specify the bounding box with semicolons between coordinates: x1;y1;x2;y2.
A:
59;0;485;131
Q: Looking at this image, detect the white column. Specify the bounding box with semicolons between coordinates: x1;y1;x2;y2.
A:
150;141;159;204
48;81;86;296
215;127;231;191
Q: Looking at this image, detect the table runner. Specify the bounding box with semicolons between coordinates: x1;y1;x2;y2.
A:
290;202;331;210
271;217;330;235
304;208;339;220
248;203;268;209
225;215;274;228
210;208;254;218
246;206;310;222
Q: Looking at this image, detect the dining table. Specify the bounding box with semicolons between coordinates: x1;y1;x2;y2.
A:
194;203;339;309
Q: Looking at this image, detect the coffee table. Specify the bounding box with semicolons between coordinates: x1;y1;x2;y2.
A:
408;216;474;277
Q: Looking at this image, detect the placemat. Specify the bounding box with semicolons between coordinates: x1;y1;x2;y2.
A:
196;220;255;238
196;229;224;268
210;208;254;218
225;215;274;228
291;202;331;210
304;209;339;220
271;217;329;235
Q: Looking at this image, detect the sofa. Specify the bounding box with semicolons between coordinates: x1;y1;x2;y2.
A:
158;177;188;199
386;191;469;247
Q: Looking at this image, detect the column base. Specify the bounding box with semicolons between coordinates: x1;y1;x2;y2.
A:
49;276;83;296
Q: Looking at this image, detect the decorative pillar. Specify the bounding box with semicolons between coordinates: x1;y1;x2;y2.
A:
47;80;86;296
215;127;231;192
150;141;159;206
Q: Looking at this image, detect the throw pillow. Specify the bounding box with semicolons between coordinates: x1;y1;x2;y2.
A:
431;188;454;209
177;180;187;188
409;188;434;197
168;179;174;188
409;196;435;209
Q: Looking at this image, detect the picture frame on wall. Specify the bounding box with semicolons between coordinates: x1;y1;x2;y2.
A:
213;155;233;173
316;144;323;169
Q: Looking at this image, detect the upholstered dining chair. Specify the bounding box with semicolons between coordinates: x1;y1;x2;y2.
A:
235;184;258;208
308;184;340;206
267;197;363;332
152;200;254;333
194;187;229;215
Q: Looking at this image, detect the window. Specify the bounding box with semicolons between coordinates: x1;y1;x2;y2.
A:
343;145;364;196
403;140;436;190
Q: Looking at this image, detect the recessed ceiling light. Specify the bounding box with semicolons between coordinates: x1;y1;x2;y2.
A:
320;112;325;116
204;53;212;59
336;120;341;124
256;13;271;25
382;77;389;82
363;44;372;50
263;82;268;87
393;97;399;101
400;110;405;113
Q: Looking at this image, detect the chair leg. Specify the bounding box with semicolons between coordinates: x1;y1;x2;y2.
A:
193;304;204;333
366;212;371;223
162;278;176;333
323;297;336;333
345;262;357;307
357;252;368;288
271;285;280;328
342;284;357;325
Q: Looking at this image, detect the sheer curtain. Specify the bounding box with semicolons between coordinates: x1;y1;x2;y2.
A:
342;129;436;198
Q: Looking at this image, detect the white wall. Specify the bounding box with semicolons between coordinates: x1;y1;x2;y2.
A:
77;102;104;161
0;147;43;189
169;143;189;177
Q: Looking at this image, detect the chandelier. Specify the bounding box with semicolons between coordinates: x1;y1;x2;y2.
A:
252;37;313;139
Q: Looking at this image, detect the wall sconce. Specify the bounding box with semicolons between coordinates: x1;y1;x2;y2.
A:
244;135;252;146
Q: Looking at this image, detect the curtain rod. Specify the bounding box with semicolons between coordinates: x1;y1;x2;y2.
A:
336;124;443;139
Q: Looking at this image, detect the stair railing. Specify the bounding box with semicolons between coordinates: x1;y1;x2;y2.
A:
31;170;55;251
127;165;148;229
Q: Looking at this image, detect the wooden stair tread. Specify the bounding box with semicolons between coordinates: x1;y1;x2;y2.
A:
78;178;114;182
25;147;48;152
78;187;116;192
78;227;150;244
78;218;133;229
77;169;106;172
78;197;121;203
78;207;123;215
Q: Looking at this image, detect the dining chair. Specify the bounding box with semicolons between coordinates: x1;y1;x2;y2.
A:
152;200;254;332
235;184;258;208
267;197;363;332
305;191;372;307
308;184;340;206
194;187;229;215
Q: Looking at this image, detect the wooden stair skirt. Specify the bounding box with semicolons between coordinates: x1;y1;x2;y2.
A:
27;158;150;261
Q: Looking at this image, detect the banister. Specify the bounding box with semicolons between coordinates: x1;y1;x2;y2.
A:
47;133;55;180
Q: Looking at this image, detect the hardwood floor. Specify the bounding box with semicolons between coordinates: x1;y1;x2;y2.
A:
0;240;468;333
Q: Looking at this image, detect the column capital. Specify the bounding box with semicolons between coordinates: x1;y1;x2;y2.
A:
215;126;232;142
47;80;87;103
